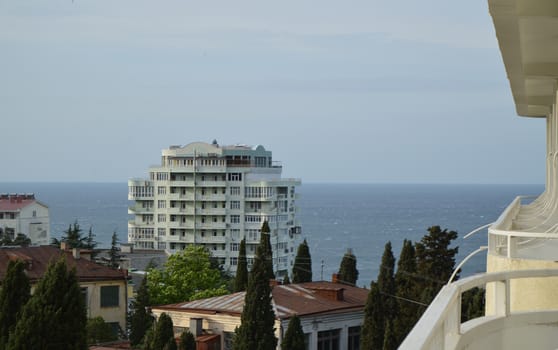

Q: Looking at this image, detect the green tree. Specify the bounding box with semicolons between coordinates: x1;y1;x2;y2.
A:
0;260;30;348
282;274;291;285
377;242;397;322
292;239;312;283
461;287;485;322
148;313;176;350
234;238;248;292
61;221;87;248
178;330;196;350
147;245;229;305
84;227;98;259
108;232;120;269
393;239;420;346
129;275;154;347
415;226;459;307
281;315;304;350
233;226;277;350
360;282;385;350
382;320;396;350
86;317;117;345
338;249;358;286
259;221;275;280
8;257;87;350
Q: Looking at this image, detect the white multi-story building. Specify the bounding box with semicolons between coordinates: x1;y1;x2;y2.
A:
128;141;301;277
0;193;50;246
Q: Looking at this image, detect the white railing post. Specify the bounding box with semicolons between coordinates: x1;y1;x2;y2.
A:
493;279;509;317
444;296;461;349
507;236;516;258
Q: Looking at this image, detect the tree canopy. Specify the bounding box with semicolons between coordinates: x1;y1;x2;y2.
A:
129;275;154;347
292;239;312;283
338;249;358;286
234;238;248;292
0;260;30;349
281;315;305;350
147;245;229;305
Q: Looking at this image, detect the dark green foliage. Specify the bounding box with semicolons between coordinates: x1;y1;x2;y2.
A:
108;232;120;269
178;330;196;350
233;225;278;350
129;275;154;347
415;226;459;308
61;221;87;248
8;257;87;350
338;249;358;286
0;234;31;247
360;282;385;350
0;260;30;348
393;240;420;346
86;317;118;345
234;238;248;292
85;227;98;258
149;313;176;350
259;221;275;280
382;320;396;350
461;287;485;322
281;315;305;350
292;239;312;283
282;274;291;285
377;242;397;323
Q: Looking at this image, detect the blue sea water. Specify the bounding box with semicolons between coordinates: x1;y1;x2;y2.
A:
0;182;543;287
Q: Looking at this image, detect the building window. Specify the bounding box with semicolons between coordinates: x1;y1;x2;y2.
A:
318;329;340;350
158;228;166;236
100;286;119;308
230;187;241;196
158;186;166;195
230;257;238;265
32;210;37;218
230;201;240;210
223;332;234;350
230;215;240;224
231;243;239;251
227;173;242;181
157;200;166;209
81;287;88;309
158;214;166;222
348;326;360;350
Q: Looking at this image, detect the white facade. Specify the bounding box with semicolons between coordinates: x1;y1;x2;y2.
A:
0;194;50;246
128;141;301;277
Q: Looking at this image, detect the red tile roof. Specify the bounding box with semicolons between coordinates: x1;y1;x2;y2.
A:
0;195;37;211
155;281;369;319
0;246;127;284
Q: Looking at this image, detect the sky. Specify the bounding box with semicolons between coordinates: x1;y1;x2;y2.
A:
0;0;546;184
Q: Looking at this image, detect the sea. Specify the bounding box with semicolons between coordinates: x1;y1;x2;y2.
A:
0;182;544;287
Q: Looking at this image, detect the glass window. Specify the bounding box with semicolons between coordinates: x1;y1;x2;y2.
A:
348;326;360;350
100;286;119;308
318;329;340;350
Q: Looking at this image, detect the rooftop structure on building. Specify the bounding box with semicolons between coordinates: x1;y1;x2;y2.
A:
0;193;49;246
128;141;302;277
152;279;368;350
401;1;558;349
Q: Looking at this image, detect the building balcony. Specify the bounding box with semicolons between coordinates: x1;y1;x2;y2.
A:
128;205;154;214
197;208;227;216
400;269;558;350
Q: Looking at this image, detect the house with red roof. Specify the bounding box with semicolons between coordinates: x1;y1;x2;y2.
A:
0;193;49;245
0;245;129;333
151;278;368;350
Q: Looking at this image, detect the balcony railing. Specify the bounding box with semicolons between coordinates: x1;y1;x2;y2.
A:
400;269;558;350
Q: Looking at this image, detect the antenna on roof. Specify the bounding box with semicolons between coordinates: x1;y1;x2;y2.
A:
212;139;218;146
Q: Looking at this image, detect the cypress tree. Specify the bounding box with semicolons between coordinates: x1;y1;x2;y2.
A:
178;330;196;350
415;226;459;307
377;242;397;322
234;238;248;292
108;232;120;269
233;226;277;350
282;274;291;285
0;260;30;348
86;316;117;345
393;239;420;346
281;315;305;350
360;282;385;350
292;239;312;283
129;275;154;347
150;313;177;350
259;221;275;280
338;249;358;286
8;257;87;350
382;320;396;350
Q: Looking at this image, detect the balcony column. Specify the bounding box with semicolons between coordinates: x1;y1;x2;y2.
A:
492;279;510;317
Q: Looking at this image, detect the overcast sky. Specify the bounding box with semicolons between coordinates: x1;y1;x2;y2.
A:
0;0;546;184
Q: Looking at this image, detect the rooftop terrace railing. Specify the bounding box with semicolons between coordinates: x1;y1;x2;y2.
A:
399;269;558;350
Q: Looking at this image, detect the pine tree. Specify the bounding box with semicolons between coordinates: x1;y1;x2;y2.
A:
86;317;117;345
84;227;98;259
292;239;312;283
360;282;385;350
233;226;277;350
281;315;305;350
178;330;196;350
393;239;420;346
415;226;459;307
8;257;87;350
108;232;120;269
382;320;396;350
61;221;87;248
129;275;154;347
377;242;397;322
150;313;177;350
259;221;275;280
338;249;358;285
234;238;248;292
0;260;30;348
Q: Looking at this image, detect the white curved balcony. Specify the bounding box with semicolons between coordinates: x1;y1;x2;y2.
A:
400;269;558;350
